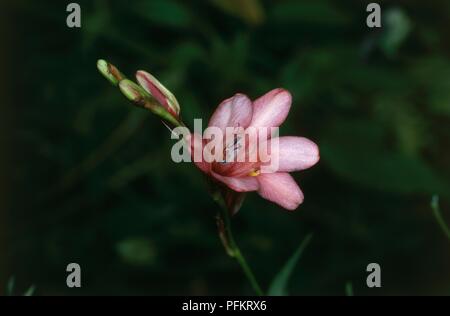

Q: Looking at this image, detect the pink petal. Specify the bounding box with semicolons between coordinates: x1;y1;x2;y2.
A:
257;173;304;210
208;94;253;131
186;133;211;174
136;70;168;108
250;89;292;128
266;137;319;173
212;171;259;192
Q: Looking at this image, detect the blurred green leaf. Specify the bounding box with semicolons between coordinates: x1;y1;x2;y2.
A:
320;119;450;196
410;56;450;116
82;0;111;51
322;144;448;195
379;8;412;58
374;95;428;155
206;33;250;93
6;276;15;296
4;276;35;296
268;234;313;296
272;0;349;25
116;237;158;267
23;285;36;296
133;0;191;28
58;109;145;193
211;0;265;25
168;42;205;71
431;195;450;241
345;282;354;296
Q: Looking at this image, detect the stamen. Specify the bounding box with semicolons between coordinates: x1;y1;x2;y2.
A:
248;169;260;177
222;133;243;163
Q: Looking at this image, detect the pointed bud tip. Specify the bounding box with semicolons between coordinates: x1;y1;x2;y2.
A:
97;59;124;86
97;59;107;69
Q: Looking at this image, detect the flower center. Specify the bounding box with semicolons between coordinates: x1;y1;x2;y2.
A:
220;134;242;164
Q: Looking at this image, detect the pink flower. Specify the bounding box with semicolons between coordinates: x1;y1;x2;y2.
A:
192;88;319;211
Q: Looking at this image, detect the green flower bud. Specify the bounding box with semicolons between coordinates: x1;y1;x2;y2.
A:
97;59;124;86
119;79;179;126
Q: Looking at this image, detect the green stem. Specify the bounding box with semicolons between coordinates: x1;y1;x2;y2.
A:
218;204;264;296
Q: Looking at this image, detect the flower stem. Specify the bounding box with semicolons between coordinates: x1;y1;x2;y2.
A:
217;204;264;296
232;244;264;296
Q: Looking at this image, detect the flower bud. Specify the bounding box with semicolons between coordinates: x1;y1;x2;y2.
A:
97;59;124;86
118;79;179;126
118;79;147;104
136;70;181;117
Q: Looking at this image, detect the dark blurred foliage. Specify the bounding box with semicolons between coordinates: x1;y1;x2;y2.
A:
1;0;450;295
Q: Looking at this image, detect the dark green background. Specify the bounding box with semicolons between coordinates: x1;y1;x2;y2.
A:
1;0;450;295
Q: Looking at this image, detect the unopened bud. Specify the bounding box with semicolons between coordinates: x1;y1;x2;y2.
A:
97;59;125;86
119;79;179;126
136;70;181;117
118;79;148;105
